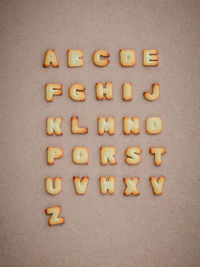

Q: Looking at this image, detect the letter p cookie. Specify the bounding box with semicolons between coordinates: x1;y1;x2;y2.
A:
47;147;63;165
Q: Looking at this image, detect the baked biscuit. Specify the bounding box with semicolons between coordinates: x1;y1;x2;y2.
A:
99;176;116;194
122;82;132;101
46;117;63;135
100;147;117;165
71;117;88;134
96;82;112;100
73;176;89;195
143;49;159;66
124;177;140;196
45;177;62;195
149;176;166;195
120;49;136;66
46;83;62;102
98;117;115;135
125;147;142;165
67;49;84;67
150;147;166;166
123;117;140;135
45;206;65;226
72;147;88;164
144;83;159;101
69;83;85;101
47;147;63;165
146;117;162;134
43;49;59;68
93;50;110;67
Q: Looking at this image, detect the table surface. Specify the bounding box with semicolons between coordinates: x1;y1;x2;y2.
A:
0;0;200;266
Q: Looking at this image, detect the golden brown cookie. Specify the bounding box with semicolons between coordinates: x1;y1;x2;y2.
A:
146;117;162;134
100;147;117;165
120;49;136;67
69;83;85;101
124;177;140;196
47;147;63;165
143;83;159;101
67;49;84;67
143;49;159;66
99;176;116;194
73;176;89;195
43;49;59;68
125;147;142;165
71;117;88;134
149;147;166;166
72;147;88;164
45;83;63;102
45;177;62;195
45;206;65;226
122;82;132;101
96;82;112;100
98;117;115;135
46;117;63;135
149;176;166;195
93;50;110;67
123;117;140;135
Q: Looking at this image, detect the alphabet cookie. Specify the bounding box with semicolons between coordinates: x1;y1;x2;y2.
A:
45;206;65;226
99;176;116;194
123;117;140;135
122;82;132;101
146;117;162;134
72;147;88;164
93;50;110;67
46;117;63;135
144;83;159;101
149;176;166;195
150;147;166;166
100;147;117;165
96;82;112;100
69;83;85;101
98;117;115;135
73;176;89;195
67;49;84;67
124;177;140;196
45;83;63;102
43;49;59;68
47;147;63;165
125;147;142;165
45;177;62;195
120;49;136;67
71;117;88;134
143;49;159;66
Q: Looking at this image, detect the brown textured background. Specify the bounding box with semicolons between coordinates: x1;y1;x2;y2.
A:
0;0;200;266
